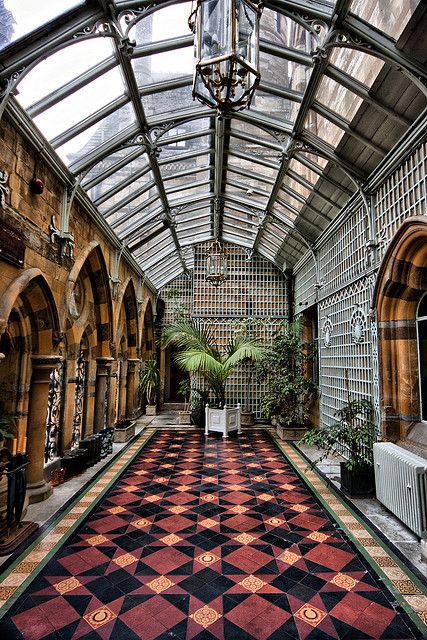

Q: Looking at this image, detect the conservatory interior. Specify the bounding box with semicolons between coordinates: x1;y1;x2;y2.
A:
0;0;427;638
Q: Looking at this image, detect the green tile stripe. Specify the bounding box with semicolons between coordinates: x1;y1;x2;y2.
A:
0;428;156;617
272;435;427;634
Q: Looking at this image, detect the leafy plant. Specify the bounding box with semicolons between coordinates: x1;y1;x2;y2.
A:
299;376;376;471
178;378;191;412
0;413;17;442
191;386;210;427
139;358;160;405
163;319;266;407
255;320;316;427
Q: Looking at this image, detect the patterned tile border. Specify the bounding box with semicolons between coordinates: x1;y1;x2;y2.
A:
0;428;156;613
271;433;427;634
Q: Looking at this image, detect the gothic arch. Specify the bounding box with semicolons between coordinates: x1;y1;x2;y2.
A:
372;216;427;440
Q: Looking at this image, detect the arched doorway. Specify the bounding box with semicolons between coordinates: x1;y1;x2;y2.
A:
373;217;427;442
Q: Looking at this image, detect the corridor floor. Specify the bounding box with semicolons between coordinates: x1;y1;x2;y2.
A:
0;429;426;640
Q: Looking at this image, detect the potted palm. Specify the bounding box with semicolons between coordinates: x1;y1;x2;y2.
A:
255;321;316;438
178;379;192;425
163;319;265;435
140;358;160;416
299;378;376;497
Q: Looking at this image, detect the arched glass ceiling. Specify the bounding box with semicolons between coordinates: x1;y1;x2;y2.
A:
0;0;426;289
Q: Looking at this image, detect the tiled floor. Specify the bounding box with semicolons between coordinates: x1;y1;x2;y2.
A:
0;428;426;639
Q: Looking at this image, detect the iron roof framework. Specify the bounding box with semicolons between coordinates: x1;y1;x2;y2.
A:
0;0;426;289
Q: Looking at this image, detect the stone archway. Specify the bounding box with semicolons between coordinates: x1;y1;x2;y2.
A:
372;216;427;442
0;271;61;502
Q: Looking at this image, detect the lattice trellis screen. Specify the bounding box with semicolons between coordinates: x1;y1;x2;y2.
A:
160;243;288;418
319;204;367;296
294;253;316;311
376;139;427;261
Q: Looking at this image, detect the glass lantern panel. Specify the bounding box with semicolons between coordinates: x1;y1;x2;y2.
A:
201;0;231;61
236;0;257;66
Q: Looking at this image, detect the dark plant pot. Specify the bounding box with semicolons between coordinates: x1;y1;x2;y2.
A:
340;462;375;497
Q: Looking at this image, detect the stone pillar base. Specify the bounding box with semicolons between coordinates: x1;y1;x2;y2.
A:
27;480;52;504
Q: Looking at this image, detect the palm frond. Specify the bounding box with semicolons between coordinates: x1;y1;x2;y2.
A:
163;319;219;359
174;350;224;376
224;337;266;370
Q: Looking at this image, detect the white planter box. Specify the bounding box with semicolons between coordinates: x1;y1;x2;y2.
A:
205;404;241;438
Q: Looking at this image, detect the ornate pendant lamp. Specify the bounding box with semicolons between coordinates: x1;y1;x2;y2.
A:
205;240;228;286
189;0;262;113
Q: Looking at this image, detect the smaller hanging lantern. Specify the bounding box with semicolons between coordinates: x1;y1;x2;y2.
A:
189;0;262;113
206;240;228;287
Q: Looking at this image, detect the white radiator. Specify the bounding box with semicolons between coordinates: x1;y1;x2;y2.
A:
373;443;427;538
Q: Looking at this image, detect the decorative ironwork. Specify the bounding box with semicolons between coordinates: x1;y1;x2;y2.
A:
71;351;87;450
350;307;366;344
0;169;9;208
322;316;333;348
44;360;64;463
205;240;228;287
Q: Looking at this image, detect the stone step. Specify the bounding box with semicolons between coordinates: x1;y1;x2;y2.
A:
163;403;185;411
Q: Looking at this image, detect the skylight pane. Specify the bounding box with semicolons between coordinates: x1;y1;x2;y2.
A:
16;40;114;108
259;50;311;97
141;85;195;117
329;48;384;88
2;0;82;50
252;90;296;123
98;172;154;214
132;48;193;86
305;111;344;147
160;153;211;179
149;2;192;43
316;75;363;122
228;155;278;181
56;103;136;165
33;67;125;142
260;8;326;53
350;0;417;40
85;151;149;200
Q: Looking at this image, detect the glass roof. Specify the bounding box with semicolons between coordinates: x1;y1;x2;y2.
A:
0;0;426;288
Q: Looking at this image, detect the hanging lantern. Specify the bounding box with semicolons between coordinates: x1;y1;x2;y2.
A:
189;0;262;113
206;240;228;286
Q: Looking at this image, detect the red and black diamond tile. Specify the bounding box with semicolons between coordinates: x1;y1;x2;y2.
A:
0;430;423;639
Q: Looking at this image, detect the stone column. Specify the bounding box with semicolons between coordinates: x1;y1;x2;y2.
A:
27;355;62;503
93;357;114;432
126;359;140;418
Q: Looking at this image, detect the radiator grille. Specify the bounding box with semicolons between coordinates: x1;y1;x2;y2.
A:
373;443;427;538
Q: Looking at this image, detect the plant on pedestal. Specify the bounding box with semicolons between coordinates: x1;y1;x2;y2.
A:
299;374;376;496
255;320;316;433
139;358;160;415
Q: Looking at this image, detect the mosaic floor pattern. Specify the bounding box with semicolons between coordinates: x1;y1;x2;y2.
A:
0;429;426;640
